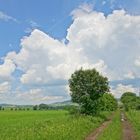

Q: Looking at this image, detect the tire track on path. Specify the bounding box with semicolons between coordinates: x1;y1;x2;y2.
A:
85;113;115;140
121;112;136;140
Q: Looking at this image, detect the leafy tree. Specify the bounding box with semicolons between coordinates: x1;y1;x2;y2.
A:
121;92;140;111
0;106;2;110
39;104;49;110
33;105;38;110
135;96;140;110
18;108;22;110
98;93;118;111
69;68;109;115
121;92;136;102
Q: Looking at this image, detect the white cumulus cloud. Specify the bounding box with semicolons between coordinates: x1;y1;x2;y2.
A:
16;88;64;104
111;84;138;98
0;82;11;94
0;7;140;102
0;58;16;80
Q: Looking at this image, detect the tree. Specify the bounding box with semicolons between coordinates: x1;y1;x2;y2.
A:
121;92;140;111
121;92;136;102
33;105;38;110
18;108;22;111
10;108;13;111
136;97;140;110
39;104;49;110
69;68;109;115
98;93;118;111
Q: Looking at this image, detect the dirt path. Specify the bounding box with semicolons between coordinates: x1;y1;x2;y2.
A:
121;112;136;140
85;111;136;140
85;114;114;140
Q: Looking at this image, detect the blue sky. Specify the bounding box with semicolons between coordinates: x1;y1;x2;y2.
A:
0;0;139;57
0;0;140;104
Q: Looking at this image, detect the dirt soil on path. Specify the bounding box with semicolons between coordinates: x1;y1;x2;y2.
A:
121;112;136;140
85;114;114;140
85;111;136;140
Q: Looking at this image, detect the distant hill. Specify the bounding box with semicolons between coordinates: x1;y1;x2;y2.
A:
0;100;77;108
0;104;33;108
50;100;78;107
0;104;16;107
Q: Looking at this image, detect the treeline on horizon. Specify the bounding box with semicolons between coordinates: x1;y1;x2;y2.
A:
0;103;77;111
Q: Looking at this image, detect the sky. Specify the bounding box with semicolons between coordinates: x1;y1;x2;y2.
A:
0;0;140;104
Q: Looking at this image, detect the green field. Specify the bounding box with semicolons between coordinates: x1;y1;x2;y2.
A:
97;110;122;140
126;110;140;140
0;110;111;140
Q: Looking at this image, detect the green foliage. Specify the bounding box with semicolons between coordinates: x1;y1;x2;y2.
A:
121;92;140;111
69;68;109;115
98;93;118;111
121;92;136;102
0;106;4;111
68;106;80;115
136;97;140;110
33;105;38;110
38;103;49;110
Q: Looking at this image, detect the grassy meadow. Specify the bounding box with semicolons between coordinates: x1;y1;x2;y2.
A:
126;110;140;140
0;110;111;140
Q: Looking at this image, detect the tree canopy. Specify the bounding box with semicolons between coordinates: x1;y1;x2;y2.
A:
39;104;49;110
69;68;110;115
121;92;140;111
98;93;118;111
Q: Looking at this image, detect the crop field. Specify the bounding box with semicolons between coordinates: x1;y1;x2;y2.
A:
126;110;140;140
0;110;111;140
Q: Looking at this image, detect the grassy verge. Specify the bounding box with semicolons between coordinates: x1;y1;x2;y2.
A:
97;110;122;140
126;110;140;140
0;110;111;140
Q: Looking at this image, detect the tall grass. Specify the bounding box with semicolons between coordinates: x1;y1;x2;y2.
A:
97;110;122;140
126;110;140;140
0;110;111;140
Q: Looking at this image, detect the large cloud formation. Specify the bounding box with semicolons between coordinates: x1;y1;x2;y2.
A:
0;7;140;103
